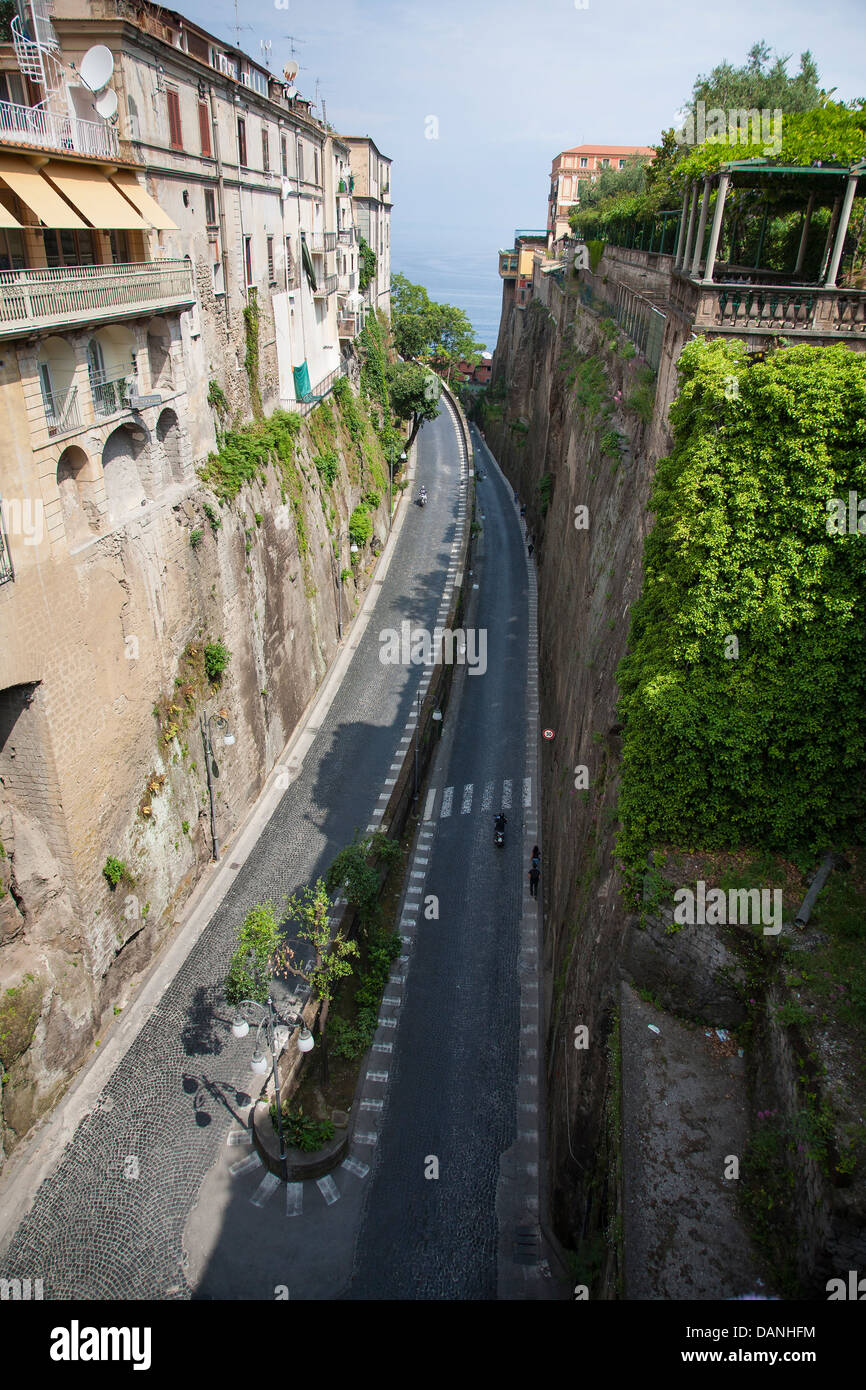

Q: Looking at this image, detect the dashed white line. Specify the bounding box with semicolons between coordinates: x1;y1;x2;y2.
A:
440;786;453;818
317;1175;340;1205
502;779;513;809
523;777;532;807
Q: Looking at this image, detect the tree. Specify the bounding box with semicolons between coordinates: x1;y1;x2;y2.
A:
428;302;484;382
579;154;652;211
359;236;377;293
275;880;359;1087
389;273;485;375
387;360;441;450
324;829;401;933
224;901;282;1008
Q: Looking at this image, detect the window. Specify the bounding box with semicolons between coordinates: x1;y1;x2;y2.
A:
211;237;224;295
619;158;626;168
198;100;212;157
244;235;253;287
0;228;25;271
109;229;129;264
251;69;268;97
314;150;319;186
285;234;294;286
166;88;183;150
237;117;247;167
42;228;95;267
280;135;288;177
127;94;139;140
0;71;25;106
262;127;270;172
579;156;587;168
267;235;274;282
297;141;304;183
602;157;610;168
204;188;217;227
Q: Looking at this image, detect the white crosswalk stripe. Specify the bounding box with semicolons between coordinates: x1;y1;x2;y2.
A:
250;1171;280;1207
501;778;513;809
523;776;532;808
482;780;494;811
440;786;453;818
285;1183;303;1217
461;783;473;814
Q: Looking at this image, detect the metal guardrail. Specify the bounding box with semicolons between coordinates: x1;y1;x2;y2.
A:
312;273;338;299
578;270;666;371
0;497;14;585
90;371;134;418
0;99;120;159
279;363;346;415
309;232;337;252
43;383;82;437
0;260;195;336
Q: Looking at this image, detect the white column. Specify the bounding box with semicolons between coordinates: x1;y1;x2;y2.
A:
702;172;729;284
794;192;814;275
674;186;690;269
680;182;698;276
690;178;712;279
824;175;859;287
818;196;841;282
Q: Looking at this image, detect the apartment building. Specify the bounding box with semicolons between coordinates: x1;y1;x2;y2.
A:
548;143;655;243
344;134;392;316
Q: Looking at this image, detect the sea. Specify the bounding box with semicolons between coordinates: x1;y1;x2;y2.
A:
390;243;503;357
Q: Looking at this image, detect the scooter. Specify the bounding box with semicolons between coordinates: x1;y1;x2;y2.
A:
418;488;427;507
494;813;507;847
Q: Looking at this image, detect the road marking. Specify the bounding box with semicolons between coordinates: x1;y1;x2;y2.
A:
366;1070;389;1081
410;870;426;880
382;995;401;1006
377;1017;397;1028
502;779;513;809
230;1153;262;1177
250;1171;280;1207
461;783;473;814
285;1183;303;1217
523;777;532;807
360;1098;383;1110
342;1156;369;1179
227;1131;252;1147
372;1042;393;1052
441;786;453;818
354;1131;379;1145
481;781;494;811
317;1175;341;1205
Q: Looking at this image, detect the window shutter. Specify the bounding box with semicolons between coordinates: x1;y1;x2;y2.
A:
198;100;211;157
167;89;182;149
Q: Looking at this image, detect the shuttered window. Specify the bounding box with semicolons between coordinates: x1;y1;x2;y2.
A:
166;88;182;150
266;235;274;282
198;100;211;157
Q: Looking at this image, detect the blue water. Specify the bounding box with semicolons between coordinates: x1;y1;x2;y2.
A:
391;243;503;355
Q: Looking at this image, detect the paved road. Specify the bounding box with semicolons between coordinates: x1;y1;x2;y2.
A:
0;404;465;1301
344;428;530;1299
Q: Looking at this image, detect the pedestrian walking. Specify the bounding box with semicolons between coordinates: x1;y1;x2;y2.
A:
528;539;534;557
529;864;540;898
520;504;526;520
531;845;540;870
514;491;519;505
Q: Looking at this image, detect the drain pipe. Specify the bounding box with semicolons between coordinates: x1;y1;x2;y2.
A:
795;851;837;927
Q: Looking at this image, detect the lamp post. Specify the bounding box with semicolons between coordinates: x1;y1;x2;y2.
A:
231;996;314;1180
413;684;422;801
201;709;235;861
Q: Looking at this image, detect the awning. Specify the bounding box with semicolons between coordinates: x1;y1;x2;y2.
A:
109;169;178;230
0;154;86;229
0;194;22;229
41;162;149;230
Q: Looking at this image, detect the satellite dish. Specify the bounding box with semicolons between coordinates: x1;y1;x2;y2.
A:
80;45;115;94
283;60;298;83
95;87;118;120
285;86;297;100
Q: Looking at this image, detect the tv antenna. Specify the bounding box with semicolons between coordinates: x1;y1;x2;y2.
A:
260;39;272;69
232;0;253;48
282;34;308;69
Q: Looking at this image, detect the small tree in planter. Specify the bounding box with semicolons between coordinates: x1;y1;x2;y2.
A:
224;900;282;1018
274;878;358;1087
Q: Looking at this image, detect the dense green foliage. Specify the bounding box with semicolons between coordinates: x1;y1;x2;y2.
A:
203;639;231;682
243;290;262;419
102;857;128;890
387;360;441;449
328;929;402;1059
324;829;401;932
198;411;302;502
391;272;485;366
616;339;866;884
224;901;282;1007
269;1102;335;1151
359;235;377;292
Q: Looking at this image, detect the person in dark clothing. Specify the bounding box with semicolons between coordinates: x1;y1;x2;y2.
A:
527;539;534;557
531;845;540;870
529;865;540;898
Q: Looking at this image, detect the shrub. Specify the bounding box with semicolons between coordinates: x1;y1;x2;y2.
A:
103;857;127;890
315;450;339;487
348;505;373;547
363;490;381;510
269;1102;335;1152
204;639;230;682
202;502;222;533
189;528;204;549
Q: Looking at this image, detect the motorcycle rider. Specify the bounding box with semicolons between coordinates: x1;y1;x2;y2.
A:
494;811;507;836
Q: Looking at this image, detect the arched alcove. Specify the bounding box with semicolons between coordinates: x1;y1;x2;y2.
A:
156;407;183;483
102;423;149;523
88;324;137;417
37;336;77;436
57;444;101;546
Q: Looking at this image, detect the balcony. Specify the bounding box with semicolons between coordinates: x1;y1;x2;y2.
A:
337;270;358;294
671;272;866;344
312;273;338;299
89;369;134;418
309;232;337;253
42;383;82;438
0;101;120;160
337;314;359;339
337;228;357;246
0;260;196;338
499;252;518;278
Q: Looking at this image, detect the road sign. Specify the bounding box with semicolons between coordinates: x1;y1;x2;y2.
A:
542;728;555;740
128;393;162;410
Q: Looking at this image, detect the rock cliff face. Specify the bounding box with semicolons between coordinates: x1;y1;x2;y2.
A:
0;372;394;1165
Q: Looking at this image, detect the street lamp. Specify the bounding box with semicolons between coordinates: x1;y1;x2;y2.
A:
413;684;423;801
332;527;343;641
230;996;314;1180
201;708;234;861
432;708;443;738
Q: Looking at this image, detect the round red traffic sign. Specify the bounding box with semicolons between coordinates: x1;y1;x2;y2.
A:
542;728;555;740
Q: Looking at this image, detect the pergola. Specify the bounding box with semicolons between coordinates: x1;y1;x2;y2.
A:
673;158;866;288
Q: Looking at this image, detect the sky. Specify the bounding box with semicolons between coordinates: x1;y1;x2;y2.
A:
179;0;866;346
